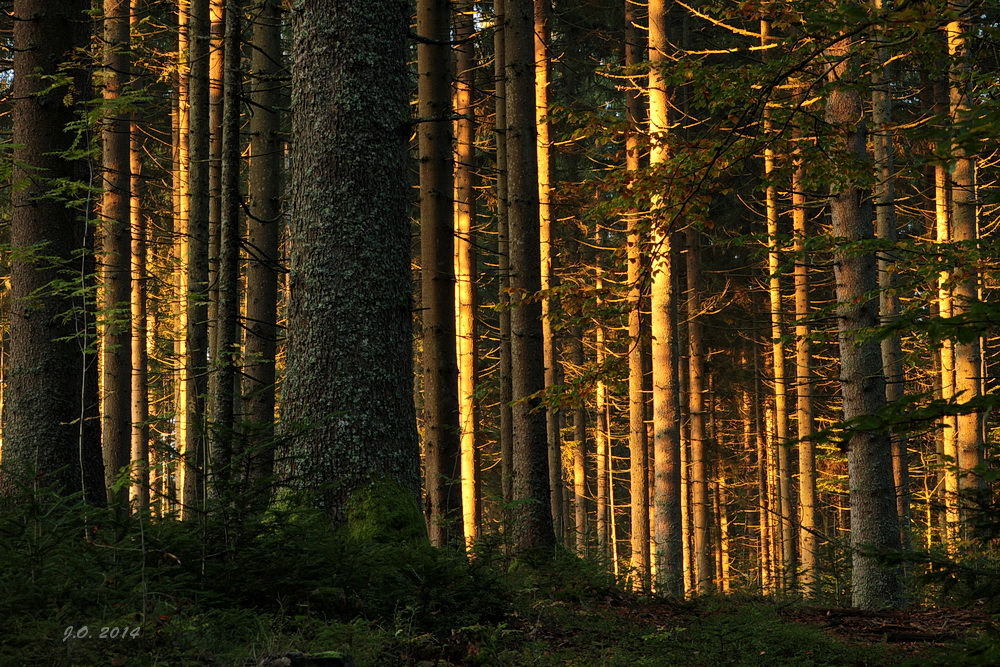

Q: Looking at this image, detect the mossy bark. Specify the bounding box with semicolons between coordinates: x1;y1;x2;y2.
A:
283;0;422;536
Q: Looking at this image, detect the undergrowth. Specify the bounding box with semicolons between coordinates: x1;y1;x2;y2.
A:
0;489;992;666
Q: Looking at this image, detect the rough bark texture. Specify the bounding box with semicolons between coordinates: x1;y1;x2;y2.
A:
244;0;283;484
283;0;422;524
3;0;105;503
454;0;481;547
826;35;902;610
419;0;462;547
101;0;133;511
505;0;555;552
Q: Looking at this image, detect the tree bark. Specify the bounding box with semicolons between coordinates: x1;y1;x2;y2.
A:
283;0;422;527
826;32;902;610
419;0;463;547
2;0;105;503
505;0;555;552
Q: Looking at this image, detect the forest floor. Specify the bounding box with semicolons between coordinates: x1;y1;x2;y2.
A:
267;593;997;666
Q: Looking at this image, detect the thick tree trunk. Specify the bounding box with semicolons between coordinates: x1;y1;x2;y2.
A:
454;0;481;547
2;0;105;503
102;0;133;513
505;0;555;552
283;0;422;526
649;0;683;596
826;33;902;610
419;0;463;547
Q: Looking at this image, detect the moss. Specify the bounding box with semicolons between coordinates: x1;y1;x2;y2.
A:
344;479;427;545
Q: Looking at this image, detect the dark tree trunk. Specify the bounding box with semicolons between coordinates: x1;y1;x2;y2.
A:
283;0;422;530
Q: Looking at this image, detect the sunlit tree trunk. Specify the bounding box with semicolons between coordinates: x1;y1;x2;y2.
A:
686;227;711;594
625;0;650;591
419;0;463;547
826;32;902;610
947;0;984;525
505;0;554;552
872;0;910;551
571;330;588;554
130;0;150;510
533;0;562;541
761;21;794;588
178;0;211;518
649;0;683;596
244;0;283;484
102;0;133;513
792;135;818;594
454;0;481;547
2;0;105;503
596;295;610;553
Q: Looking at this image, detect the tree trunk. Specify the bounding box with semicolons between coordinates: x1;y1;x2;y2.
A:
826;32;902;610
244;0;283;485
102;0;133;513
180;0;211;518
625;0;650;591
686;227;711;594
419;0;463;547
505;0;555;552
283;0;422;529
2;0;105;503
649;0;683;597
454;0;481;548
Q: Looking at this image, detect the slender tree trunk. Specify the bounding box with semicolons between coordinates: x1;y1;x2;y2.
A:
533;0;562;541
826;32;902;610
130;0;150;510
207;0;223;397
947;0;984;524
102;0;133;513
649;0;683;596
454;0;481;548
244;0;283;485
419;0;463;547
872;0;910;551
212;0;241;492
792;134;818;594
494;0;514;511
625;0;650;591
596;308;610;553
686;227;711;594
179;0;211;519
571;331;588;554
505;0;554;552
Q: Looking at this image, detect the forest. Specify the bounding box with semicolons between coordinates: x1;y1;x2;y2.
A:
3;0;1000;664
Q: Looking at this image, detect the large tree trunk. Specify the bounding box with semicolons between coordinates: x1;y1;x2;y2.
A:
826;32;902;610
686;227;711;594
283;0;422;527
2;0;105;503
648;0;683;596
505;0;555;552
419;0;463;547
102;0;133;513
